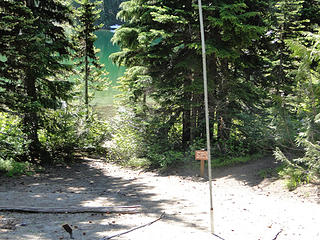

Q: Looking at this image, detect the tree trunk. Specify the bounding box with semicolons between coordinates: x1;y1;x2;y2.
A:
85;50;89;119
190;92;196;142
23;73;41;163
182;76;192;149
216;59;232;154
207;55;218;141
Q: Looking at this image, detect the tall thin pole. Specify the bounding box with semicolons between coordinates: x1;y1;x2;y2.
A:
198;0;214;234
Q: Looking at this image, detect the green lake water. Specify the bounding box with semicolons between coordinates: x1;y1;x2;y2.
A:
93;30;125;107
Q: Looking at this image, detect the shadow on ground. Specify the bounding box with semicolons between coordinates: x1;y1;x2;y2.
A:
164;155;280;187
0;157;203;239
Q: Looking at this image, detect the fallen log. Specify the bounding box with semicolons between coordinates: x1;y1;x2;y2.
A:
0;205;140;214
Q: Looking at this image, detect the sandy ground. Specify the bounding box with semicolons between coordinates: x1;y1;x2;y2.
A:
0;157;319;240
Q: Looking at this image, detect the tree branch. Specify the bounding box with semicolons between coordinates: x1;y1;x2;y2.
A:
272;229;283;240
100;212;166;240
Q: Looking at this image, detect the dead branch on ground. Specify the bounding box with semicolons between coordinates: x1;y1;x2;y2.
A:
100;212;165;240
272;229;283;240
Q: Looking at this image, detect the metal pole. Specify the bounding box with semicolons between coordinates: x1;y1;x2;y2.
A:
197;0;214;234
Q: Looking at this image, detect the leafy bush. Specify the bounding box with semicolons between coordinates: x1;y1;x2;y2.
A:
0;112;32;176
40;107;111;162
0;112;29;161
0;158;31;177
211;154;263;168
126;157;151;168
104;107;186;169
229;112;275;155
146;148;184;169
39;109;80;162
188;138;206;155
105;107;145;162
258;165;284;179
78;113;111;155
278;165;310;191
273;30;320;190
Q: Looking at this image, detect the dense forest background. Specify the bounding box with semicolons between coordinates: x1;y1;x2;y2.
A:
72;0;124;27
1;0;320;189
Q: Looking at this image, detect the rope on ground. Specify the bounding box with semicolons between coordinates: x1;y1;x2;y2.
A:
100;212;166;240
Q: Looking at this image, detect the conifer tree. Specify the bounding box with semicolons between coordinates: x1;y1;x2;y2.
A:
199;0;271;152
274;30;320;187
112;0;271;155
0;0;73;163
73;0;108;119
271;0;304;87
300;0;320;31
267;0;320;147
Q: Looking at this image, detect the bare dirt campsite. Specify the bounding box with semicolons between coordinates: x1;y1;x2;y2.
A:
0;157;319;240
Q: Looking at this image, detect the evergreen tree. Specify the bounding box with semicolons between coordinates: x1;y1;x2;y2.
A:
199;0;271;153
0;0;74;163
73;0;108;119
72;0;124;27
275;30;320;188
267;0;320;147
111;0;201;150
111;0;271;157
300;0;320;31
271;0;304;87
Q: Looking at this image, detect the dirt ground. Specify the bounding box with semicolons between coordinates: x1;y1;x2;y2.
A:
0;157;319;240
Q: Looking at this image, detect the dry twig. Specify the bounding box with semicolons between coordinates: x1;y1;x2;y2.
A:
272;229;283;240
101;212;166;240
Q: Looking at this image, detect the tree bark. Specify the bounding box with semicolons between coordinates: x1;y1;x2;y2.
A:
85;47;89;119
182;76;192;149
23;72;41;163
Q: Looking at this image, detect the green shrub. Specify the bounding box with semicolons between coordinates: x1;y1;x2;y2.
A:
258;166;284;179
39;109;80;162
40;107;111;162
104;107;186;169
0;158;32;177
211;154;262;168
188;138;206;155
0;112;33;175
78;113;111;155
0;112;29;162
126;157;151;168
105;107;145;162
147;149;185;169
274;145;317;190
229;112;275;155
278;166;310;191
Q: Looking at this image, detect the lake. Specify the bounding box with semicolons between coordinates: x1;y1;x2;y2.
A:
92;30;125;118
93;30;125;107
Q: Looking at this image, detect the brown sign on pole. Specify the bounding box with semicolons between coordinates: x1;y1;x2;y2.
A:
195;150;208;161
195;150;208;177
